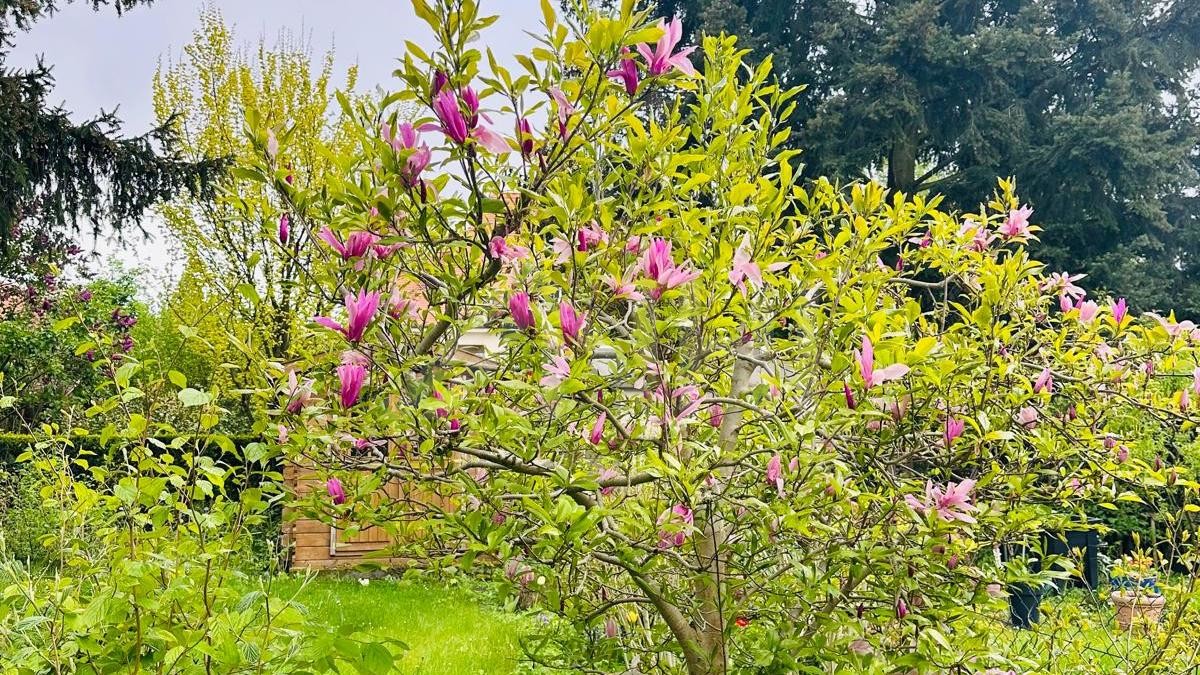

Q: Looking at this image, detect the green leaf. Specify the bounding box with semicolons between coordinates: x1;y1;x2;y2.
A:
52;316;79;331
359;643;393;674
177;388;212;407
167;370;187;389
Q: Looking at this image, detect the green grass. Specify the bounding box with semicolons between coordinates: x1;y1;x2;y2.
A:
273;574;537;674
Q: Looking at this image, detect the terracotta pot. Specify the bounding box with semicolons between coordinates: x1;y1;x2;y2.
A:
1110;591;1165;630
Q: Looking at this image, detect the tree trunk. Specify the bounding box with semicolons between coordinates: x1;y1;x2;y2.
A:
888;134;918;194
688;344;762;675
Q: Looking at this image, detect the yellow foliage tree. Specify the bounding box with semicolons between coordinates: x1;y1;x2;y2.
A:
153;8;359;368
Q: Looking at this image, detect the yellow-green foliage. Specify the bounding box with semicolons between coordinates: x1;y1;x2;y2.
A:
152;8;361;368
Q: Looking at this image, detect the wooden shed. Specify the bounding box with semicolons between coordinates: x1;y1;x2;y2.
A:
281;329;503;571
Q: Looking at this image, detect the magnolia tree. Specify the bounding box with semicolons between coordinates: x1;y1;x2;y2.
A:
250;1;1200;672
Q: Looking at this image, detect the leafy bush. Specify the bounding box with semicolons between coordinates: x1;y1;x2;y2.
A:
0;463;54;568
0;274;138;432
239;2;1200;673
0;333;399;672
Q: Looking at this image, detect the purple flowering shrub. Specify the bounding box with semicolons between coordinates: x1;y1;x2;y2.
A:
254;2;1200;672
0;270;138;432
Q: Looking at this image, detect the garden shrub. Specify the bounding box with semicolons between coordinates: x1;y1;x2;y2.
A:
0;339;400;672
0;463;54;568
237;2;1200;673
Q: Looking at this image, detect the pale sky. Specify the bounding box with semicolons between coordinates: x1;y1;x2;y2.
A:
10;0;542;295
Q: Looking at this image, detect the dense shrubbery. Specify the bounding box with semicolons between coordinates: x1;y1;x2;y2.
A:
238;2;1200;673
0;270;138;432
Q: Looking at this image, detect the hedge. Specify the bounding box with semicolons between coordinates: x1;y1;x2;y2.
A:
0;433;262;466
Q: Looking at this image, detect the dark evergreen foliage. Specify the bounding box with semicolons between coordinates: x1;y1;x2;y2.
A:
0;0;225;269
630;0;1200;316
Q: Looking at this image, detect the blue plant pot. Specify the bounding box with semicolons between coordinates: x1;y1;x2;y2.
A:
1008;583;1042;629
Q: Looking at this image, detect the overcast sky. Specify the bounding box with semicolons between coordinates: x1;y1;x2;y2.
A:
10;0;541;294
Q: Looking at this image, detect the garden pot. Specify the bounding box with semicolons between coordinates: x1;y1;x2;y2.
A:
1008;583;1042;629
1045;530;1100;590
1110;591;1165;630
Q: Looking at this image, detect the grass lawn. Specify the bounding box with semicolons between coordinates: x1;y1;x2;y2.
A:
272;574;538;674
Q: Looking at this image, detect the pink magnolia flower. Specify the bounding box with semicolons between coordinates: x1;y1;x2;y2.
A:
285;371;313;414
489;236;530;261
372;242;402;259
1075;300;1099;323
999;205;1033;239
637;17;697;76
431;70;449;96
1059;293;1073;313
855;335;909;388
509;292;536;331
429;87;509;153
559;301;586;345
575;221;608;253
432;88;469;143
1043;272;1086;300
729;237;763;294
1192;366;1200;397
326;477;346;505
640;237;701;299
265;130;279;158
1033;367;1054;394
1016;406;1038;428
472;126;511;154
656;503;694;549
336;362;366;408
604;617;618;638
605;268;645;301
389;277;428;320
624;235;641;253
896;597;909;619
766;454;785;497
278;213;290;244
432;389;449;418
843;381;857;409
1181;387;1191;412
588;413;606;445
549;87;575;138
944;417;965;447
607;48;640;95
653;383;704;422
540;355;571;387
317;226;379;260
517;117;534;157
909;230;933;248
849;639;872;656
1110;297;1128;325
551;236;575;264
430;389;461;431
886;395;910;422
1148;312;1198;338
960;220;995;251
906;479;977;523
314;289;380;342
1116;444;1130;463
708;403;724;428
384;121;431;186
